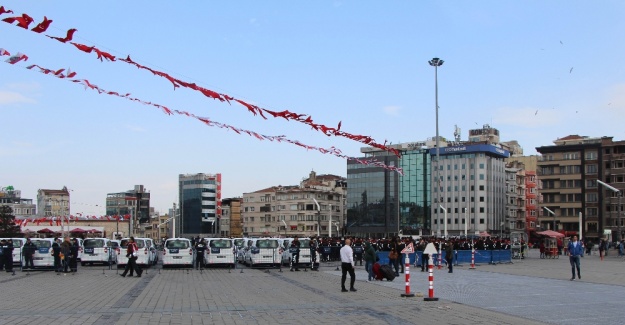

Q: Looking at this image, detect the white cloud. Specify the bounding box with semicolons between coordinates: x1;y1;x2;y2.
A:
0;90;37;105
492;106;560;128
383;105;401;116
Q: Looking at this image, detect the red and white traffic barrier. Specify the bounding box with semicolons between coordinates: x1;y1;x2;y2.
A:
401;253;415;297
470;241;476;269
423;255;439;301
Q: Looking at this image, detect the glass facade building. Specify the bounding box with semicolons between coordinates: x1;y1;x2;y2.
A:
179;173;222;236
347;144;430;238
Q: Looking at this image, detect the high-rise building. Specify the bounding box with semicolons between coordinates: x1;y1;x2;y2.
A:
0;186;36;217
178;173;222;237
430;143;509;237
536;135;601;238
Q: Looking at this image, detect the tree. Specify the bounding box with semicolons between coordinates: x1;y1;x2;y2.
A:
0;205;21;236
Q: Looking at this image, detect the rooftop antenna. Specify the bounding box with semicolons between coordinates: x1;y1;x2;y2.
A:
454;125;461;142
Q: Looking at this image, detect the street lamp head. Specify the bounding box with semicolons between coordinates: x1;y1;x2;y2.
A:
597;179;620;193
543;207;555;215
429;57;444;66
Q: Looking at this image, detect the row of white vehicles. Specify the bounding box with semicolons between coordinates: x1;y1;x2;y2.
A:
234;237;317;268
0;237;159;269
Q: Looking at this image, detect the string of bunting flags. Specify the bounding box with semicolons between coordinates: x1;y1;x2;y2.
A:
0;48;403;174
15;214;133;227
0;5;401;158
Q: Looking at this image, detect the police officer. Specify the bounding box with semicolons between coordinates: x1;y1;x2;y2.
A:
2;239;14;272
0;239;7;271
290;236;301;271
353;239;364;266
195;239;206;270
22;238;37;269
52;238;61;272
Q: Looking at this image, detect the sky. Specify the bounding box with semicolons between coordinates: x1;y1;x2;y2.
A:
1;1;624;216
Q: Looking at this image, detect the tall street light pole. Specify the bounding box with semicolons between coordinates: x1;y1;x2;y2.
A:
598;180;622;242
543;207;556;231
429;57;444;237
312;198;321;237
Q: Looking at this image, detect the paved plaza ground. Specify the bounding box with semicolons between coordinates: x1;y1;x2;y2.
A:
1;249;624;324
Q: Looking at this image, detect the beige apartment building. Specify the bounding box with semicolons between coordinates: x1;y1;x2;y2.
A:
241;172;346;238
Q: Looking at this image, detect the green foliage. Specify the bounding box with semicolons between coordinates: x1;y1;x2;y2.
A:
0;205;21;236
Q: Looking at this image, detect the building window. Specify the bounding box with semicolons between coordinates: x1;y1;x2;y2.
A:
586;193;598;202
586;164;598;174
479;185;484;191
479;174;485;180
479;163;485;169
479;218;485;224
480;197;485;202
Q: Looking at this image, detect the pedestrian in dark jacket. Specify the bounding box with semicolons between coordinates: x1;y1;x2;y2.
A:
60;237;72;273
22;238;37;269
70;238;79;272
1;239;13;272
363;242;376;281
445;240;454;273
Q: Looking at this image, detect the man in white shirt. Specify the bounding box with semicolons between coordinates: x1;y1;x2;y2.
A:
340;238;357;292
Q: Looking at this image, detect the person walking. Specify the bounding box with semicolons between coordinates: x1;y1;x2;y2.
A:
22;238;37;270
598;239;605;261
363;241;376;282
567;235;583;281
120;237;141;277
340;238;357;292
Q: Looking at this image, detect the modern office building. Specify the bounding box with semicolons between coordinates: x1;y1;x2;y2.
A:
241;172;345;238
178;173;222;237
0;186;36;217
347;141;433;238
430;143;510;237
37;187;70;217
601;137;625;241
105;185;151;224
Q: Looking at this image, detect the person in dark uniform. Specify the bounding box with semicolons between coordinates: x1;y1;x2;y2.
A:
52;238;61;272
290;236;301;271
195;239;206;270
22;238;37;269
1;239;13;272
353;238;364;266
0;239;4;271
70;238;79;272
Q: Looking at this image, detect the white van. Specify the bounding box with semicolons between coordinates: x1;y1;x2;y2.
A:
0;238;26;266
29;238;55;269
204;238;235;267
116;238;154;267
81;238;115;266
162;238;193;268
244;238;281;267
